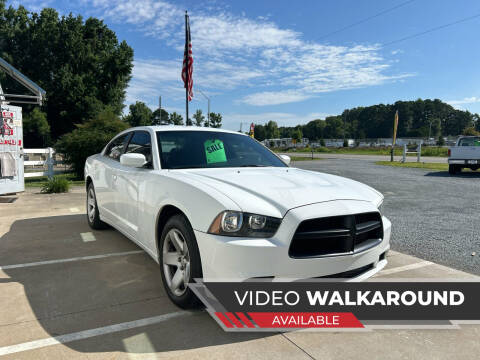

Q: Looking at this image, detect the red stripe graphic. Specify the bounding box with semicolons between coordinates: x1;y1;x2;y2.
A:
215;312;233;328
226;312;243;328
236;312;255;328
248;312;363;328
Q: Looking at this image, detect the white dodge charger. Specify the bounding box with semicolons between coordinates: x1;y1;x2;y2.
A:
85;126;391;308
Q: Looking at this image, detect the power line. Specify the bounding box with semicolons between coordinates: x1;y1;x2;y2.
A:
317;0;416;40
381;12;480;47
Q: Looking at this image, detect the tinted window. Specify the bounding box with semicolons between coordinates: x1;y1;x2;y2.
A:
105;133;130;161
459;137;480;146
156;131;287;169
125;131;153;167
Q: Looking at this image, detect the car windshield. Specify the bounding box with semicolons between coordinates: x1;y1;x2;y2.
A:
156;130;287;169
458;137;480;146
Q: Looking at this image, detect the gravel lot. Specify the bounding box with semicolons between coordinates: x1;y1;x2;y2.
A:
294;159;480;275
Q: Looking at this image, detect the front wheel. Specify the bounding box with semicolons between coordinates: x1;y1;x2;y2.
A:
159;214;203;309
86;183;108;229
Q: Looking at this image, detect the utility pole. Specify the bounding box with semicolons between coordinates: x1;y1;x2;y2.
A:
198;89;210;127
159;96;162;124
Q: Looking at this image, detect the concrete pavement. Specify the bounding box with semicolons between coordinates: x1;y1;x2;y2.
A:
0;187;478;359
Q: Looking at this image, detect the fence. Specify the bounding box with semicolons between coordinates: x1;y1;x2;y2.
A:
24;148;68;178
401;143;422;163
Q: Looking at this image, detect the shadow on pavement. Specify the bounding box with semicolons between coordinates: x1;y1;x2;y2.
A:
425;171;480;178
0;215;271;355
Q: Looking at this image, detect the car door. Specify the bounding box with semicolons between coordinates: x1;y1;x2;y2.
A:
115;130;154;239
96;132;132;223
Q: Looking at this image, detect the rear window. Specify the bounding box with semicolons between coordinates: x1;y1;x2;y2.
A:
458;137;480;146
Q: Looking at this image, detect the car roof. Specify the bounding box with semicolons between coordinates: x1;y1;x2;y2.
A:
130;125;245;136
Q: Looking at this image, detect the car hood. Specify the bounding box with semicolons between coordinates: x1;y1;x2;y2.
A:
175;167;382;218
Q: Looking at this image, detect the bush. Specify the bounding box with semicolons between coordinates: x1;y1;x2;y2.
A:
55;108;129;177
41;176;70;193
437;135;445;146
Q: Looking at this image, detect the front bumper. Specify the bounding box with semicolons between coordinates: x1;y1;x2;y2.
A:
195;200;391;281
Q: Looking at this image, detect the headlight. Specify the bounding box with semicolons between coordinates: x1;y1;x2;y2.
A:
208;211;281;238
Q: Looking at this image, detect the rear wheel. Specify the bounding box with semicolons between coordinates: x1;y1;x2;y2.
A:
159;214;202;309
448;165;459;175
86;183;108;229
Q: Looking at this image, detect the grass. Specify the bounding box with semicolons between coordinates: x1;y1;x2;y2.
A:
276;146;448;157
25;173;84;188
375;161;448;171
41;176;71;193
289;156;323;161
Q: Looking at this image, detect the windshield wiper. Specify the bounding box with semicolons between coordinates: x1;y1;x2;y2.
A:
239;164;267;167
170;165;207;169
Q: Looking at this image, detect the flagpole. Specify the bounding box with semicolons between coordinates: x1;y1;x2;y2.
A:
185;10;189;126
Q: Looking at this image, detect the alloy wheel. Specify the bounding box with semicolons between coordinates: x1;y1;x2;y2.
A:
162;228;191;296
87;188;96;223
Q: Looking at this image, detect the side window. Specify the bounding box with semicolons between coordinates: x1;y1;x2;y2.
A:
125;131;153;167
105;133;130;161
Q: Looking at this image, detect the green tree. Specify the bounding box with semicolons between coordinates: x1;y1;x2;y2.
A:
0;2;133;139
186;117;193;126
169;112;184;125
124;101;152;127
324;116;344;138
265;120;279;139
463;127;480;136
55;107;129;177
151;109;169;125
193;109;205;126
292;128;302;146
23;108;50;147
253;124;266;141
437;135;445;146
208;112;222;128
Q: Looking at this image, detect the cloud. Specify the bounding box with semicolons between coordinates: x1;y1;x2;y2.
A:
241;90;312;106
447;96;480;106
83;0;411;107
10;0;55;13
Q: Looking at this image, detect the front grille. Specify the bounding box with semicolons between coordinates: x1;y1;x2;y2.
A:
289;212;383;258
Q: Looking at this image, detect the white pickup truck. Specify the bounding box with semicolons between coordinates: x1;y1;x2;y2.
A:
448;136;480;174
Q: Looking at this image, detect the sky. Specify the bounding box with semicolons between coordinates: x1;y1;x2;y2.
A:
8;0;480;130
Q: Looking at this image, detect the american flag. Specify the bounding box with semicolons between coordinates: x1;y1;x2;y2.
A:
182;13;193;101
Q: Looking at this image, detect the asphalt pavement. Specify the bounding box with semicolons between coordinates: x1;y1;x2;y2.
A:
294;158;480;275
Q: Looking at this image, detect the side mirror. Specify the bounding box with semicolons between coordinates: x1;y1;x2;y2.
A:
120;153;147;168
279;154;291;165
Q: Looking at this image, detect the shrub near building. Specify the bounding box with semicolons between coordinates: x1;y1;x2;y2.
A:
55;108;129;178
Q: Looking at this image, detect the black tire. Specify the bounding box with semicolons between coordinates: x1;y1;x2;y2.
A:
86;183;108;230
159;214;203;309
448;165;458;175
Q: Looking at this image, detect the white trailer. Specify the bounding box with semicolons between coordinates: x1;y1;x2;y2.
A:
0;57;46;195
0;105;24;193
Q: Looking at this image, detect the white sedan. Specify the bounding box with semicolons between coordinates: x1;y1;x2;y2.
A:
85;126;391;308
